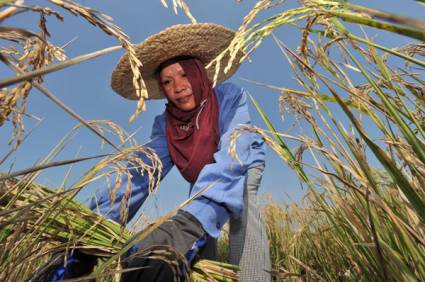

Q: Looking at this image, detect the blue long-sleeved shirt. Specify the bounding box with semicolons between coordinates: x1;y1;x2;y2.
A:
89;82;265;238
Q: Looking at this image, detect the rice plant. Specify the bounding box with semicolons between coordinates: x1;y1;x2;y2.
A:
1;0;425;281
0;173;239;281
225;0;425;280
0;1;237;281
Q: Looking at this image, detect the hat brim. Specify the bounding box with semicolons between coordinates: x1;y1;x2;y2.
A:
111;23;243;100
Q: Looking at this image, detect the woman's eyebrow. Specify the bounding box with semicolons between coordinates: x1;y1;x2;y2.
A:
160;74;172;80
161;69;185;78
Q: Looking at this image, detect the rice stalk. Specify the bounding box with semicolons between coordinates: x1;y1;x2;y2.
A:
209;0;425;85
0;153;112;181
44;0;148;120
1;53;123;153
0;119;159;279
0;174;237;281
0;46;121;89
2;0;424;280
222;1;425;280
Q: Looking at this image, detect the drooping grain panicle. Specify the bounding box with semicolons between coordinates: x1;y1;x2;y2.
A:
0;120;161;280
0;130;160;280
44;0;148;122
2;0;425;280
0;0;138;150
160;0;197;24
0;1;236;281
0;115;238;280
0;174;238;281
224;1;424;280
0;0;145;160
0;29;66;157
209;0;425;84
0;0;198;134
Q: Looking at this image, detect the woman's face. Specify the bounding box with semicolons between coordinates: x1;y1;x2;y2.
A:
159;62;196;111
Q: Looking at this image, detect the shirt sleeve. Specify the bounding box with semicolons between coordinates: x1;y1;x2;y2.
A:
89;114;174;224
182;84;265;238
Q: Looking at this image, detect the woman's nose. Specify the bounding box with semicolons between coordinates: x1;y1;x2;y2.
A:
174;78;185;93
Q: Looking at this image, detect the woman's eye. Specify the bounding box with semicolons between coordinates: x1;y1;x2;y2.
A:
162;80;170;86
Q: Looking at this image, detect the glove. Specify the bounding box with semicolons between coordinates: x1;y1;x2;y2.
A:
29;250;97;282
121;210;207;282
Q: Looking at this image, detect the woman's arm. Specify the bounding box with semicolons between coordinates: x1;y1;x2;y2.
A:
89;114;174;224
182;83;265;238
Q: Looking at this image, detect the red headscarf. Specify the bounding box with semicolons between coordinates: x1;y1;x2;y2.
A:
162;58;220;183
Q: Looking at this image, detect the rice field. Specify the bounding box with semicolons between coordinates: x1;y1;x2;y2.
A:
1;0;424;281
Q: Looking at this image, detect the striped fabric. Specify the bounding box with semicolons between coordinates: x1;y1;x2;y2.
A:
229;164;271;282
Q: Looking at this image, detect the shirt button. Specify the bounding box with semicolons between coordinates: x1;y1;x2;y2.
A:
216;222;220;229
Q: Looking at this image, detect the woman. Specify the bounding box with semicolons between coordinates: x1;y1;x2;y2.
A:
49;23;271;282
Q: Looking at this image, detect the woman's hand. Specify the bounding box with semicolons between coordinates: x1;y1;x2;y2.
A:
121;210;207;282
29;250;97;282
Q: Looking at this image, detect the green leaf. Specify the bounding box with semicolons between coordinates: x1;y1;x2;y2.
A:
249;94;311;185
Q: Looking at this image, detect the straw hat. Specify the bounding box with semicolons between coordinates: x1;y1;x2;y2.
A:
111;23;243;100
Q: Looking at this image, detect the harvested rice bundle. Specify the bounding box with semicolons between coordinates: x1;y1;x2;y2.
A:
0;176;239;281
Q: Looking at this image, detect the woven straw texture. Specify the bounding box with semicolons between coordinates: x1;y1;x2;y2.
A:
111;23;243;100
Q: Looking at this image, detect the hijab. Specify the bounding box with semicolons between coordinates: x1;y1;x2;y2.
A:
161;58;220;183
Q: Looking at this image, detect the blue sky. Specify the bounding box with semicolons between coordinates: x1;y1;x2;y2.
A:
1;0;423;221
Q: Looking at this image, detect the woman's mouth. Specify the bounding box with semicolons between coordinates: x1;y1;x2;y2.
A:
177;95;192;103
